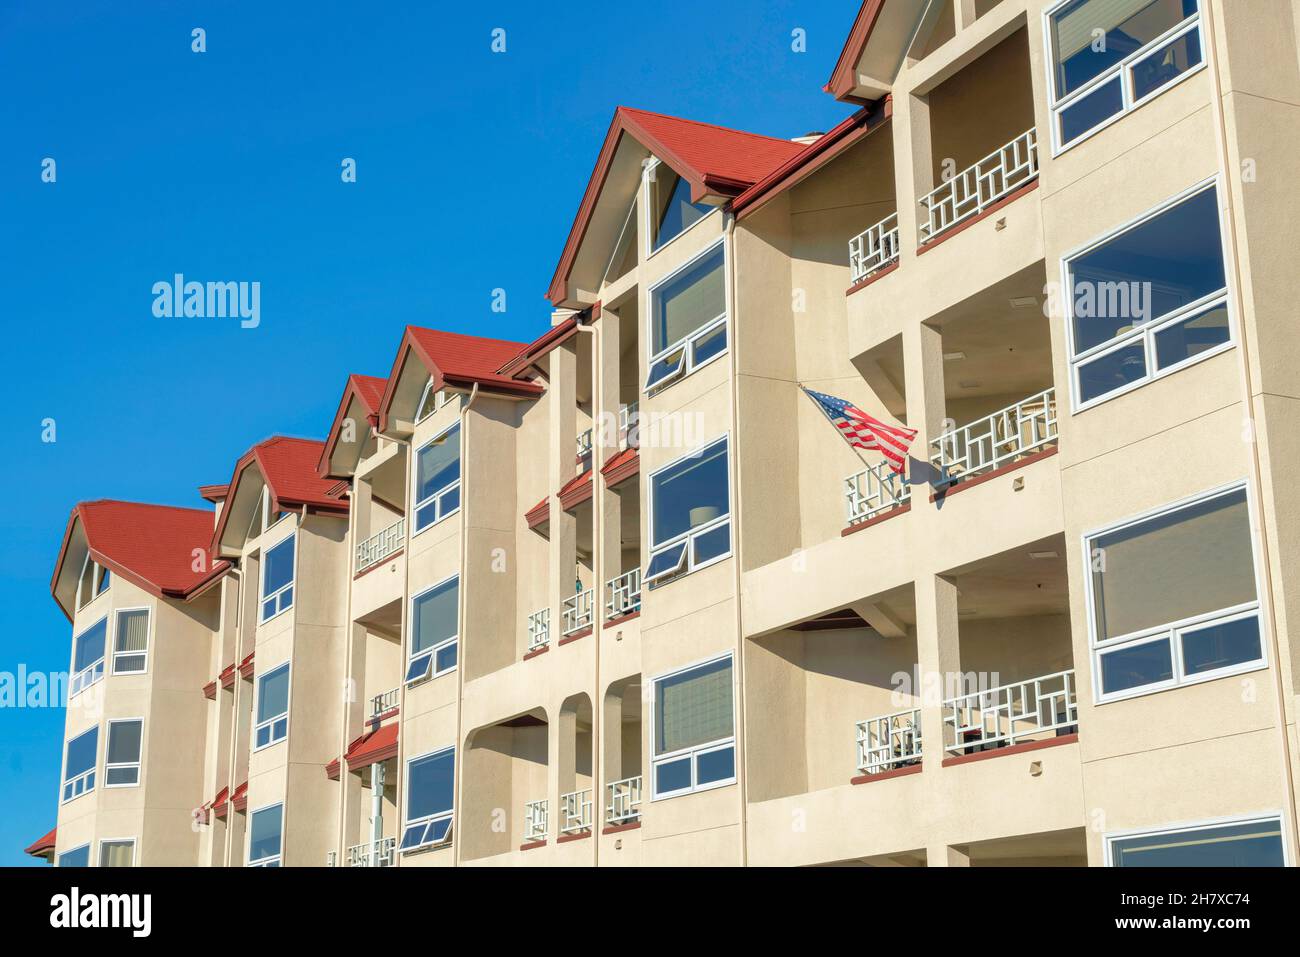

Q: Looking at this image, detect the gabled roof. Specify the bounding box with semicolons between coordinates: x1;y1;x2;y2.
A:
825;0;922;104
25;827;56;860
50;500;230;621
317;373;388;480
547;106;808;306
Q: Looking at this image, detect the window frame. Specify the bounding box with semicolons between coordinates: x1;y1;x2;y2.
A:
400;746;456;854
57;843;91;867
97;837;137;867
648;652;737;801
61;726;99;804
247;801;285;867
70;615;108;697
252;662;291;751
259;532;297;624
643;239;729;395
642;158;720;260
110;606;151;676
1060;177;1233;413
75;553;111;611
1043;0;1207;155
1083;481;1268;705
645;434;733;588
405;575;459;686
411;422;462;535
104;717;144;789
1104;812;1289;867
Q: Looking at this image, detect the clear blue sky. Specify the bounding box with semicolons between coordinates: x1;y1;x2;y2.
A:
0;0;856;864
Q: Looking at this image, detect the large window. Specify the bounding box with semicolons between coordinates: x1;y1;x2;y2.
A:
646;436;731;586
112;608;149;675
401;747;455;852
644;243;727;392
414;423;461;533
105;719;143;788
98;839;136;867
648;162;713;253
260;534;295;622
62;727;98;802
1064;182;1228;409
1046;0;1204;150
651;655;736;800
1087;484;1262;703
70;618;107;696
248;803;284;867
406;577;458;684
1108;816;1285;866
254;663;290;749
57;844;90;867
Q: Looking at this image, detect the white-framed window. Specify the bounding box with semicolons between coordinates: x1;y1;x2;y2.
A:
104;718;143;787
1106;814;1286;866
62;726;98;803
413;423;461;533
247;802;284;867
253;662;290;749
57;843;90;867
75;553;111;610
644;241;727;393
645;436;731;587
406;576;458;684
650;654;736;800
246;486;288;540
1045;0;1205;153
1063;179;1229;411
111;607;149;675
70;617;107;696
259;534;295;622
645;159;715;255
415;376;451;423
1085;483;1264;704
401;747;455;853
98;838;136;867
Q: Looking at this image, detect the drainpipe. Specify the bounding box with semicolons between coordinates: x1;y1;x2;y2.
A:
455;383;480;867
574;320;600;863
381;427;414;867
1203;0;1299;855
369;760;385;865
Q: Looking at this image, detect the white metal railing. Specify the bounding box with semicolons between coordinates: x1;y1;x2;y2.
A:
355;518;405;574
370;686;399;719
619;401;640;449
524;799;549;843
845;459;911;525
527;608;550;651
855;707;922;775
920;128;1038;243
346;836;396;867
606;568;642;620
606;775;642;825
326;850;337;867
930;387;1057;484
944;669;1077;755
577;428;593;462
562;588;594;636
559;788;593;834
848;212;900;284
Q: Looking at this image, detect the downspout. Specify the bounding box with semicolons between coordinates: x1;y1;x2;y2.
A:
574;321;600;863
337;468;358;866
381;428;414;867
455;383;480;867
1203;0;1299;855
222;566;242;867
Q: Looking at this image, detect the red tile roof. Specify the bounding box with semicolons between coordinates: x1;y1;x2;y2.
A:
351;374;387;414
343;722;399;769
25;827;56;858
317;374;389;479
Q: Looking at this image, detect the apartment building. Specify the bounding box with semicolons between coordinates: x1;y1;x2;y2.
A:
30;0;1300;868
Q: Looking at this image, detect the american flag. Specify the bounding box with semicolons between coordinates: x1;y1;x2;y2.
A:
802;386;917;474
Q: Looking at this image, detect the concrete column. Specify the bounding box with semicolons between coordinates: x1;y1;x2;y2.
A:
549;343;579;636
928;842;971;866
915;573;961;776
352;479;373;542
903;319;948;485
891;93;935;255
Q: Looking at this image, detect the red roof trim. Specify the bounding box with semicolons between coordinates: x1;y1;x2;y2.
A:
220;663;236;689
498;316;582;378
238;652;255;679
317;374;388;480
599;448;640;487
343;722;399;769
203;680;217;700
825;0;889;103
198;483;230;503
326;758;341;781
525;497;550;530
558;470;594;511
212;786;230;818
24;827;56;857
231;781;248;811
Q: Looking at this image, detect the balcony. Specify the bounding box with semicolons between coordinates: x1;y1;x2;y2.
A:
559;788;593;835
855;707;922;776
919;128;1038;245
576;427;593;465
562;588;594;637
931;387;1057;485
943;669;1077;756
346;836;395;867
524;799;548;843
606;568;642;620
845;459;911;526
527;608;550;652
356;519;404;575
370;686;399;720
619;401;639;450
848;212;900;285
605;775;642;826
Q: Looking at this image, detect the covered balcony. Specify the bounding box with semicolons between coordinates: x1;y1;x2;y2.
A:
462;710;549;859
601;676;643;830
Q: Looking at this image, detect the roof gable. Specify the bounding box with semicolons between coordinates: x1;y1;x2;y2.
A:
825;0;924;104
317;374;387;480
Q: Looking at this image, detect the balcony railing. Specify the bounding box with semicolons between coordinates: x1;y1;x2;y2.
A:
326;850;337;867
919;128;1038;244
944;669;1077;756
527;608;550;652
930;387;1057;484
524;799;549;843
606;568;642;620
346;836;396;867
848;212;900;284
562;588;594;636
559;788;593;834
606;775;642;826
855;707;922;775
577;428;593;463
845;459;911;525
370;686;399;719
619;401;640;449
355;519;405;574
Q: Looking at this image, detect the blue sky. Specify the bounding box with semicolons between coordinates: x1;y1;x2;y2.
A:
0;0;856;864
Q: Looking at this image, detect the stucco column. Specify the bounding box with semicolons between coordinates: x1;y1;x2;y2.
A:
891;93;935;256
928;842;971;866
903;319;947;486
549;342;579;638
915;573;960;777
352;479;373;543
